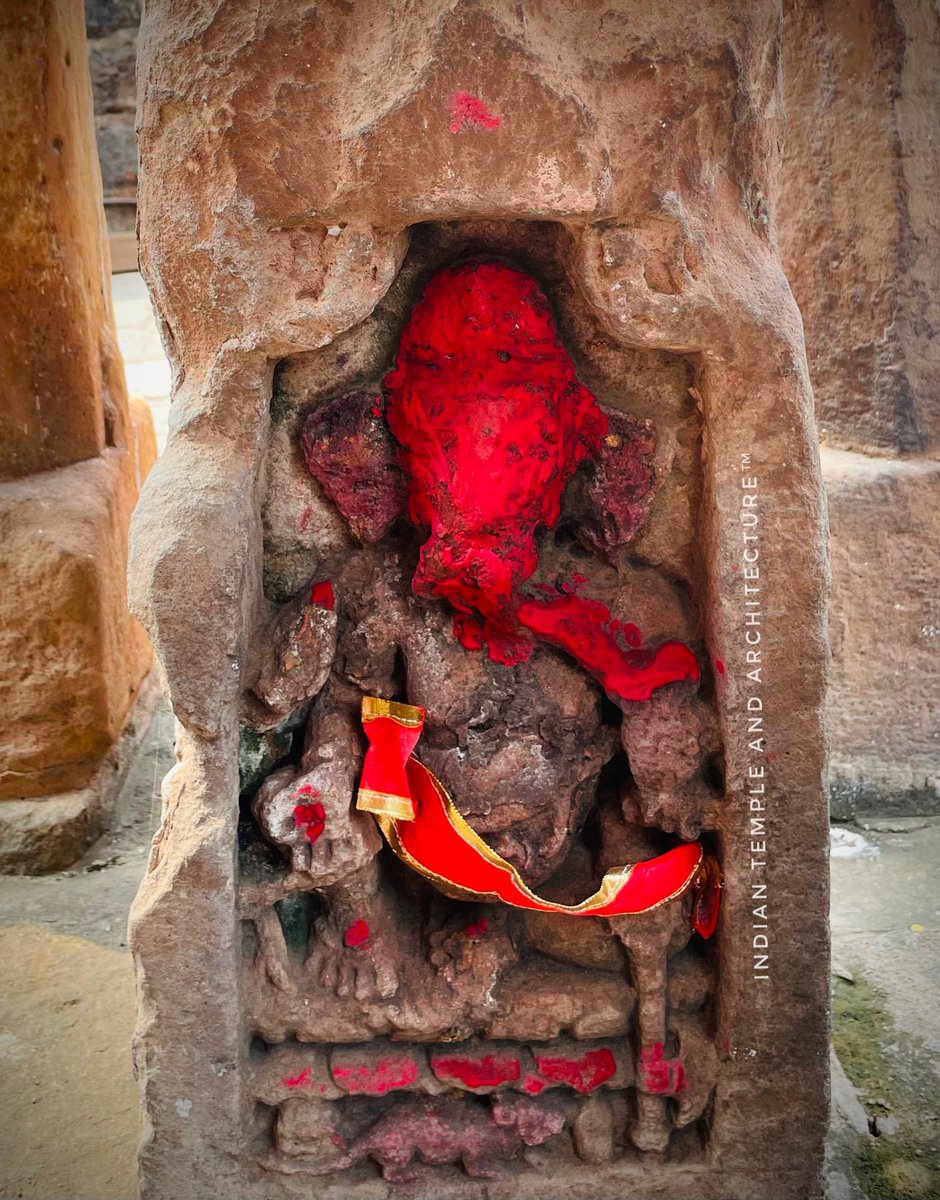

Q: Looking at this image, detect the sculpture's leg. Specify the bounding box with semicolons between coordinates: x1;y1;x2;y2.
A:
305;859;402;1002
253;907;296;996
610;904;686;1155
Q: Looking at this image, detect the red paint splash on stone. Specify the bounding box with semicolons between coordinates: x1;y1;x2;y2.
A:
532;1047;616;1094
767;752;778;762
293;801;325;845
309;580;335;610
521;1074;546;1095
715;658;726;676
637;1042;686;1095
449;92;501;133
464;917;489;940
518;593;698;704
344;919;370;948
332;1056;418;1095
622;622;643;648
430;1052;521;1089
385;262;605;667
298;505;312;532
281;1067;312;1089
383;260;697;703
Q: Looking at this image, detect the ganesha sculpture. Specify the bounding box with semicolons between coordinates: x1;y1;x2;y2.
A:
235;261;722;1176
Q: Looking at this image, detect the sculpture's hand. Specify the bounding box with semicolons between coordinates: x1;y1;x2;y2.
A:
245;582;337;730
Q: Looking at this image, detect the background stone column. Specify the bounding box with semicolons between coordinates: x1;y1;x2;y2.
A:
0;0;157;872
778;0;940;818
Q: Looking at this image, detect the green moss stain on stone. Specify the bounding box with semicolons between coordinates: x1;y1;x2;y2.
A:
832;974;940;1199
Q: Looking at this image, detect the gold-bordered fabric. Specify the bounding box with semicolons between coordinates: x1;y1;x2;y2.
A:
361;696;425;727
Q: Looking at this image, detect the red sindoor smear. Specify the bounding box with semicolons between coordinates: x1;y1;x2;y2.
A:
343;919;370;948
532;1047;616;1094
638;1043;686;1095
430;1052;521;1089
293;801;326;845
449;93;502;133
309;580;335;610
517;593;699;704
281;1067;312;1089
384;261;698;699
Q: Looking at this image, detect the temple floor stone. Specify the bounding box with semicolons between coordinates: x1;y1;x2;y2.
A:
0;925;138;1200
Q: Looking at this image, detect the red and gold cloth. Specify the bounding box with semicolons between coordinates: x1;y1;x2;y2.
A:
357;697;720;930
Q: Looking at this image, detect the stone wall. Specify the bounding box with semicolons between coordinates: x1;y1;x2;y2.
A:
0;0;156;871
779;0;940;816
86;0;140;231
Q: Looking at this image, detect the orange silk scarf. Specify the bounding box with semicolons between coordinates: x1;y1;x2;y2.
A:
357;697;720;933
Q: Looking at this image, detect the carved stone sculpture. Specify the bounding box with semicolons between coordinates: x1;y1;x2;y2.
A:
129;4;830;1198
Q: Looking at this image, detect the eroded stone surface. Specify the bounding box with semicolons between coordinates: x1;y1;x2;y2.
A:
823;449;940;817
0;0;155;866
778;0;939;456
300;391;406;544
129;4;830;1198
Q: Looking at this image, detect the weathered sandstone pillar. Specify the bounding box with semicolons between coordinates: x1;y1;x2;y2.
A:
0;0;156;871
779;0;940;816
130;3;830;1197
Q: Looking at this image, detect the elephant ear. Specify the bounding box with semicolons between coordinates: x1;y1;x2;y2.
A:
301;389;407;544
564;406;662;553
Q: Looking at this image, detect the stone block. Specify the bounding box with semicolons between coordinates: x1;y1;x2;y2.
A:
0;793;96;876
88;27;138;113
1;0;116;478
824;449;940;816
779;0;940;455
0;671;161;874
0;443;153;804
94;111;137;198
0;0;158;876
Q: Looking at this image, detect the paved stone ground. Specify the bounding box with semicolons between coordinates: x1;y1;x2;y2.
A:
827;820;940;1200
0;696;937;1199
0;699;173;1200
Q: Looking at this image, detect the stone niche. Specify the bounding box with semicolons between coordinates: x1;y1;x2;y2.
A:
129;4;830;1199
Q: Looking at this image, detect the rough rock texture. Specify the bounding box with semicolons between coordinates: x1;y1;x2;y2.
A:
779;0;939;456
0;442;154;802
0;1;156;866
129;4;830;1199
823;449;940;817
85;0;140;219
778;0;940;816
